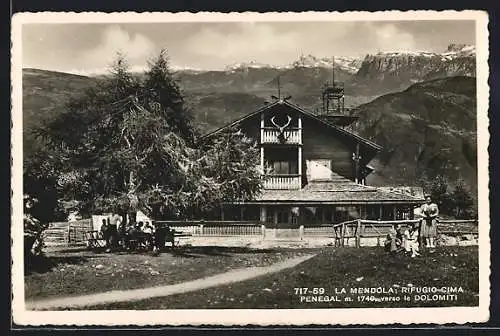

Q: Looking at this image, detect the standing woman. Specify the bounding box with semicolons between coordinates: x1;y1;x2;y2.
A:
420;194;439;248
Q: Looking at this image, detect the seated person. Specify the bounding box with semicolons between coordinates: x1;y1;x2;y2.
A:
152;224;174;252
117;222;128;249
100;219;117;251
100;218;109;237
403;222;420;258
385;223;404;254
123;222;142;250
142;221;154;234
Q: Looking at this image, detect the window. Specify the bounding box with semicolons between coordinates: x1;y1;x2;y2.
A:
270;160;298;175
314;159;332;170
273;161;289;174
307;159;333;181
276;207;289;224
265;147;299;175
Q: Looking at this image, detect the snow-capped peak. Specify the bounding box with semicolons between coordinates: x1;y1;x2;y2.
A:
445;43;474;53
224;60;273;71
442;44;476;57
169;65;205;74
223;55;363;74
371;44;475;61
289;54;363;74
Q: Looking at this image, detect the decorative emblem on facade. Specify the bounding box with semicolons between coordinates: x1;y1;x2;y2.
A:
270;115;292;143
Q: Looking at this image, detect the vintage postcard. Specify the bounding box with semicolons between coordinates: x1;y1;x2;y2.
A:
11;11;490;326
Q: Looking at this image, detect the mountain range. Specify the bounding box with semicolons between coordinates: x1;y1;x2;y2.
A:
21;43;477;198
210;43;475;73
175;44;476;129
350;76;477;197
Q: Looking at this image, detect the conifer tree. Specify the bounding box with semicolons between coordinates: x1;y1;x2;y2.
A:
37;51;262;225
451;179;475;219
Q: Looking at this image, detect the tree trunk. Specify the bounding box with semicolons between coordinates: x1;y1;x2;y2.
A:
127;170;139;226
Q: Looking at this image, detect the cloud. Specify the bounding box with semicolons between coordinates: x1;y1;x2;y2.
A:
370;23;417;52
82;25;156;68
178;22;419;68
182;23;306;66
25;21;464;73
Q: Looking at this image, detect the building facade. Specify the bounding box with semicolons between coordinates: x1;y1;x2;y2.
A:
201;93;424;237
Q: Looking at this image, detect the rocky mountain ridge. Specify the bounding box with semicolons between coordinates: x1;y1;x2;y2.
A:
350;44;475;95
218;44;474;75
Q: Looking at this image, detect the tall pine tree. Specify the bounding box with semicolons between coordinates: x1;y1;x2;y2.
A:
36;51;262;224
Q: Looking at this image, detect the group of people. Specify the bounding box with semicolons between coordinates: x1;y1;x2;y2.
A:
385;194;439;258
99;211;173;253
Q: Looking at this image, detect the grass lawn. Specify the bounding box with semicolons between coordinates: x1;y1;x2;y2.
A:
25;245;315;300
86;245;479;309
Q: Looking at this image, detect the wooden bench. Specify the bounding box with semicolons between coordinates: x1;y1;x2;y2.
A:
165;230;193;247
84;230;106;249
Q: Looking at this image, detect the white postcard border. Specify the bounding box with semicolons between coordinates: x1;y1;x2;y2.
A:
11;10;491;326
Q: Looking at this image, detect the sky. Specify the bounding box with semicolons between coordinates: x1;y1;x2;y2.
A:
22;20;476;75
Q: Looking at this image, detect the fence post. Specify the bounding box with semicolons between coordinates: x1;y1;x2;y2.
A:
261;224;266;240
356;219;361;248
341;223;345;247
66;224;71;245
299;225;304;241
199;224;204;235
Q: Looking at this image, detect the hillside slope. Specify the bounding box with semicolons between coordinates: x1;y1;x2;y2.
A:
22;68;98;156
349;76;477;196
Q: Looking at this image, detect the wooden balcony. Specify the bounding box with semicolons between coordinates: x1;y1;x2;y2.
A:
263;175;301;190
261;128;301;144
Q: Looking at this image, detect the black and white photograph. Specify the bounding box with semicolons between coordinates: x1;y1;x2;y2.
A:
11;11;490;325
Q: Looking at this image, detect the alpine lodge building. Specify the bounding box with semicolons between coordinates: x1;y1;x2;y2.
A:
198;77;425;239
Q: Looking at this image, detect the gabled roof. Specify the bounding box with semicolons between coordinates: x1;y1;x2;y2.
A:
198;99;382;151
248;179;425;204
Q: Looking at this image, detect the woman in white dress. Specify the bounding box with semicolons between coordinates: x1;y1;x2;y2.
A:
420;194;439;248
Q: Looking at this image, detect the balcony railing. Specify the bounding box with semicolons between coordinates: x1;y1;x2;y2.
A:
261;128;301;144
263;175;301;190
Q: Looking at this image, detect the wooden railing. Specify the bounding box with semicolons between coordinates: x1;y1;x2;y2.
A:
44;219;93;245
435;219;478;236
67;219;93;244
263;175;301;190
261;128;301;144
202;225;263;236
331;218;478;248
154;220;264;237
303;225;335;237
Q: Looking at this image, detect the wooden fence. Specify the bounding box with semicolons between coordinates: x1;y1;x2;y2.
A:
326;218;478;248
303;225;336;237
46;218;478;246
44;219;93;245
67;219;93;244
155;221;264;237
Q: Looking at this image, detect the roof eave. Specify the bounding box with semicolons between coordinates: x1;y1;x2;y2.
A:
196;100;280;144
282;100;382;151
195;99;382;151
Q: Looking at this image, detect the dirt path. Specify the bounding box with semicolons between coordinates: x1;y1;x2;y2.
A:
26;254;316;310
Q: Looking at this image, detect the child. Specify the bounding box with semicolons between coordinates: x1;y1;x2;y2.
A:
404;222;420;258
385;223;403;254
